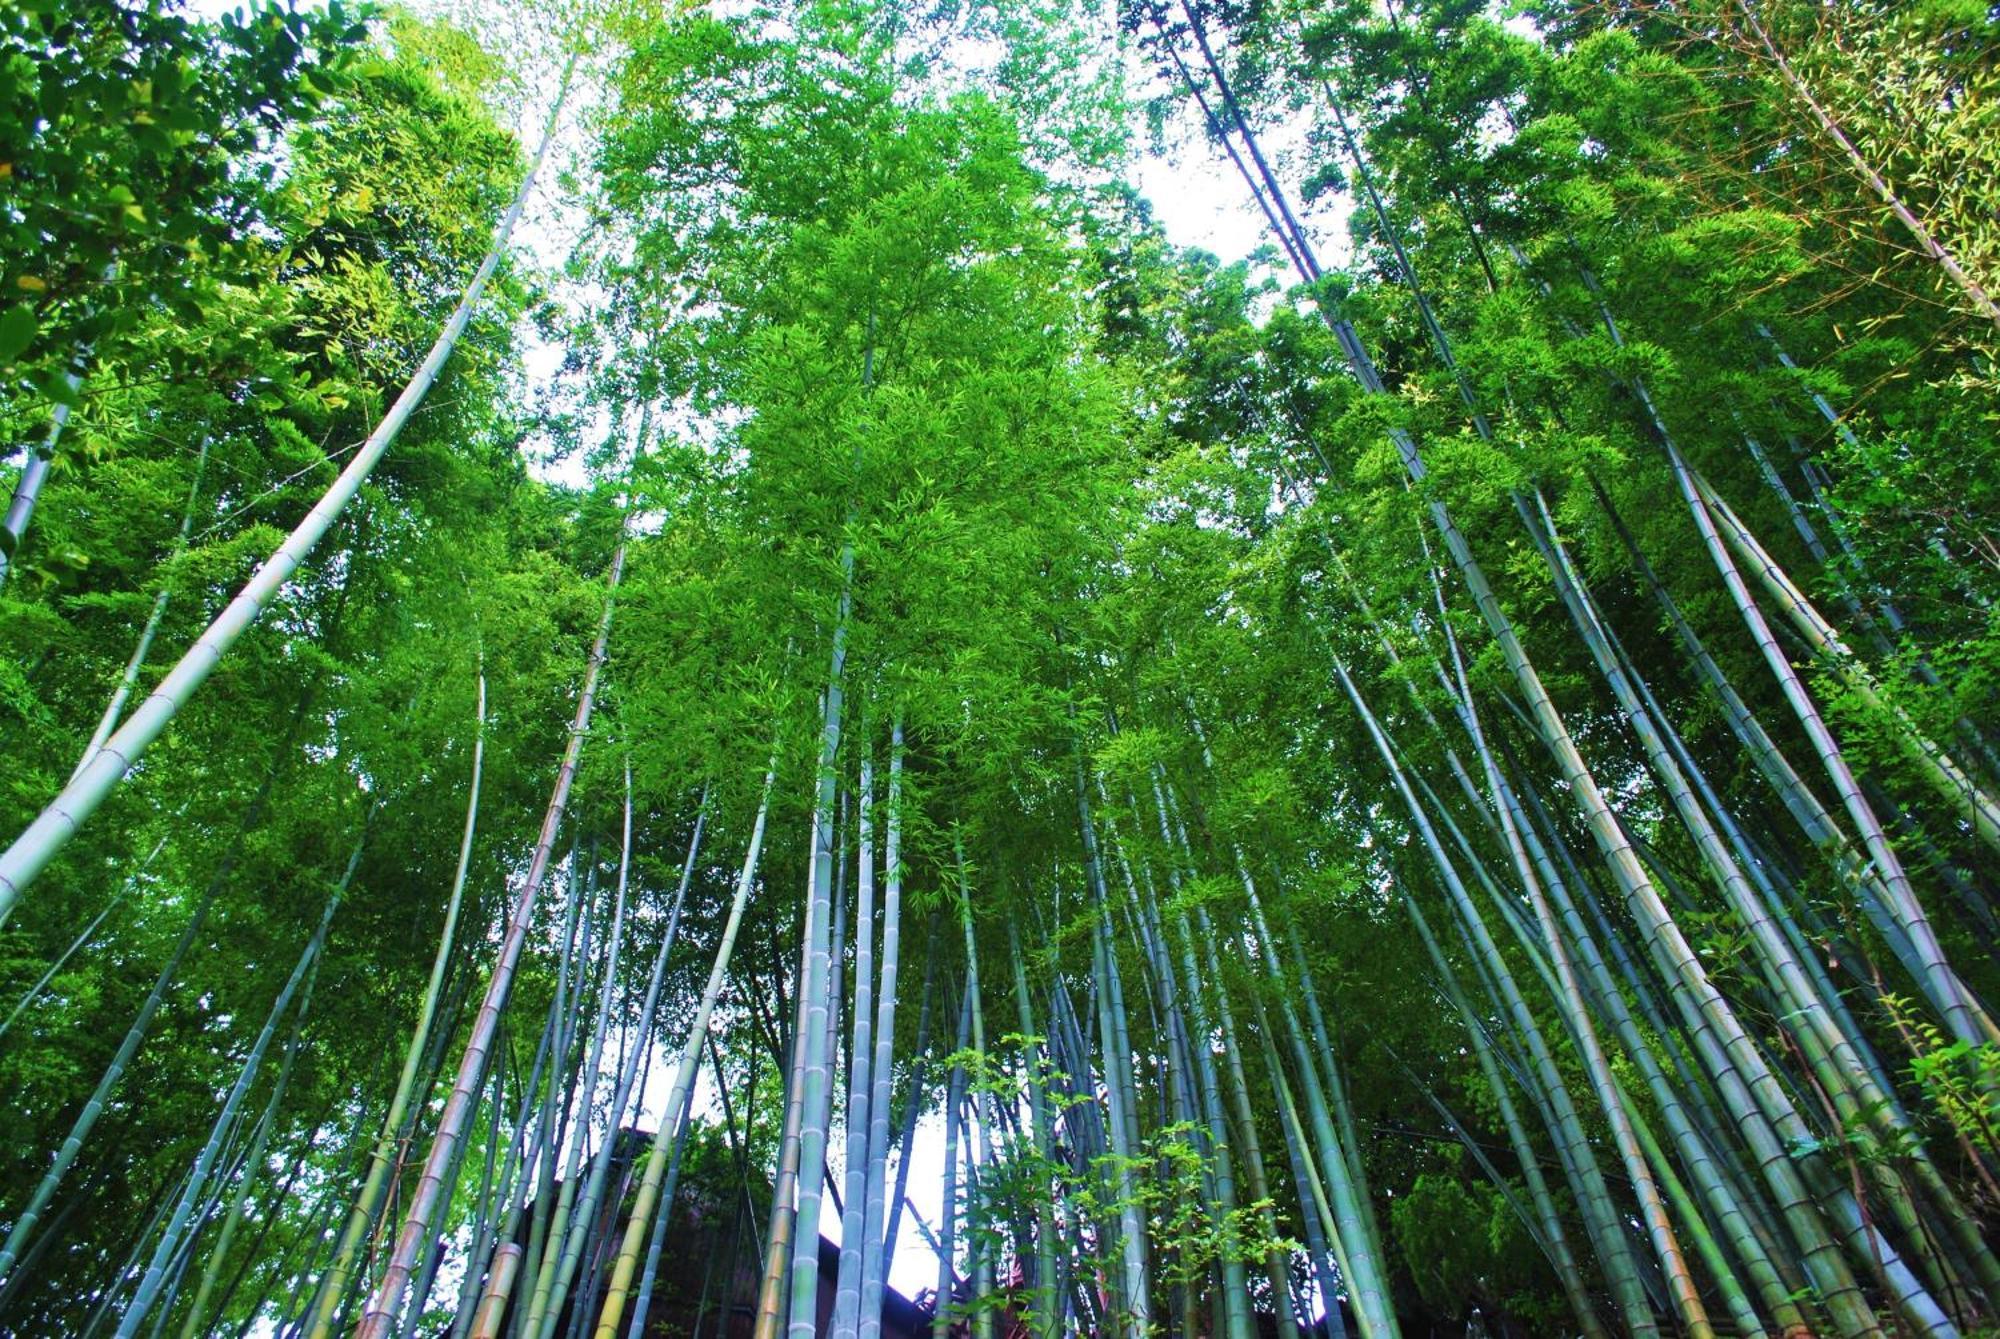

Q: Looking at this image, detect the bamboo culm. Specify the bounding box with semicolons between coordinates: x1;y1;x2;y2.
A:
0;62;573;926
355;536;623;1339
302;668;486;1339
591;742;780;1339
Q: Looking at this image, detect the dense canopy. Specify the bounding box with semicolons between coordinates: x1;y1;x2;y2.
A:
1;0;1997;1336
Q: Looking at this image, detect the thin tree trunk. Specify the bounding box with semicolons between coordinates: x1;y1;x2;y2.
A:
592;742;780;1339
355;536;622;1339
0;61;572;924
303;667;486;1339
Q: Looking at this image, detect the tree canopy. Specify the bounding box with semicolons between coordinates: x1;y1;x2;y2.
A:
1;0;1996;1336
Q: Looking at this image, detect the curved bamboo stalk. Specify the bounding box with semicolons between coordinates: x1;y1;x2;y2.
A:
591;742;780;1339
354;537;622;1339
302;667;486;1339
0;61;572;926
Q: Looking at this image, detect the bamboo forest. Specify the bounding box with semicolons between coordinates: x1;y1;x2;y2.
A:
4;0;2000;1335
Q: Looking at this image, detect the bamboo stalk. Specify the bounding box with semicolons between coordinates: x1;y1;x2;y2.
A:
355;536;623;1339
0;62;575;925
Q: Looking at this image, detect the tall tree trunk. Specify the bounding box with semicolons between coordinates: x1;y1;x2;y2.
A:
355;536;622;1339
0;61;572;924
592;742;780;1339
303;668;486;1339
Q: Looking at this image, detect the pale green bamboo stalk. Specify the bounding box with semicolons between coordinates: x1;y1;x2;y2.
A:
1259;1004;1352;1339
0;870;224;1287
784;579;855;1339
174;959;317;1339
857;716;906;1339
117;829;362;1337
879;946;936;1286
754;906;814;1339
1148;774;1254;1339
1568;269;1995;1061
1192;906;1304;1339
0;442;53;586
1519;488;1952;1245
624;1062;702;1339
1229;847;1400;1339
1076;767;1151;1339
446;1037;523;1339
953;835;1007;1339
1374;806;1663;1339
1175;706;1369;1339
591;742;779;1339
1711;449;1997;809
1393;450;1895;1335
1525;492;2000;1304
1592;479;1936;990
1671;458;1996;1050
1396;892;1608;1339
1626;1087;1768;1339
355;537;622;1339
833;737;877;1334
550;778;711;1339
529;764;636;1339
0;64;573;927
1252;983;1343;1339
517;843;595;1335
1491;768;1811;1335
302;669;485;1339
933;976;976;1335
444;965;566;1339
1171;33;1906;1324
1275;913;1388;1288
1006;919;1062;1339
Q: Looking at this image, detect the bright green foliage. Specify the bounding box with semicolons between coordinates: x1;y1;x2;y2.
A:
3;0;1999;1336
0;0;363;404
